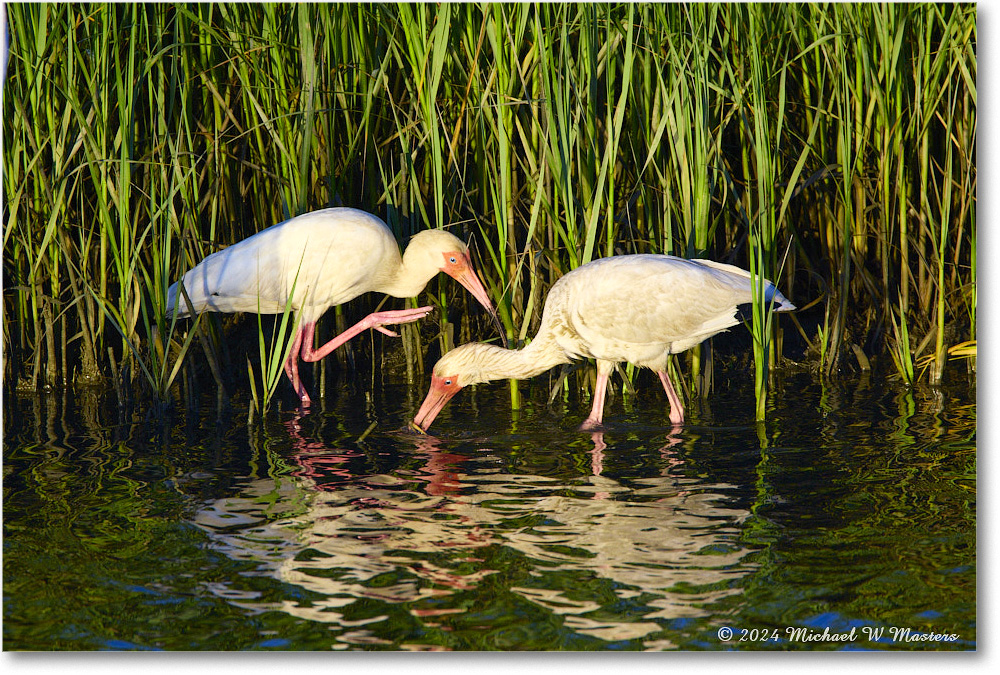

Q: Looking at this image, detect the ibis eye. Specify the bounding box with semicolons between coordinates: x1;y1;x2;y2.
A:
445;379;453;386
449;256;457;264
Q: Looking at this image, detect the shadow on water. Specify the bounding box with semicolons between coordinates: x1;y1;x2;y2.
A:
2;369;976;650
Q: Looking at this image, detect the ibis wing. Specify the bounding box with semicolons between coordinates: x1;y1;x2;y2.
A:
167;209;399;319
561;256;751;348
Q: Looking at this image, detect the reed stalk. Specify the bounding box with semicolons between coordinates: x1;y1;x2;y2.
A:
3;3;976;412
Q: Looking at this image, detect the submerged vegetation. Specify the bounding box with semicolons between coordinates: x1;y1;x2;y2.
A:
2;3;976;415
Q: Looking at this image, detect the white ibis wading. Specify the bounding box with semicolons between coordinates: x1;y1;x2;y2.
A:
413;254;795;431
166;207;499;405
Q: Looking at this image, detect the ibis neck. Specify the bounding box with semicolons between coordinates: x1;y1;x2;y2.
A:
472;334;570;383
380;251;435;298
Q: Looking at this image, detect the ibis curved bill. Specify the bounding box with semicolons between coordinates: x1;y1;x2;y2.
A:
413;254;795;431
166;207;500;406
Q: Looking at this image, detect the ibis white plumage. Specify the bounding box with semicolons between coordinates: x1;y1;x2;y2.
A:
412;254;795;431
166;207;499;405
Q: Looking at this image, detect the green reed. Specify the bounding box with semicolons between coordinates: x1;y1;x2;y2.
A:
3;3;976;417
248;287;299;419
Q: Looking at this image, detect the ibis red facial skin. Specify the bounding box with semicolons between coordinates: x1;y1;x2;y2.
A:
441;251;495;321
165;207;500;406
412;254;795;431
413;375;464;431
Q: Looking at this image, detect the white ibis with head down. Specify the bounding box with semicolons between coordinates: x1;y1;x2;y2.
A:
412;254;795;431
166;207;500;406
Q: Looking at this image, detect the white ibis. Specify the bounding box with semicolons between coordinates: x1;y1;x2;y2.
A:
412;254;795;431
166;207;499;405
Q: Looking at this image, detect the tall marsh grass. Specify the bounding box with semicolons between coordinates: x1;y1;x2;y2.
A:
3;3;976;416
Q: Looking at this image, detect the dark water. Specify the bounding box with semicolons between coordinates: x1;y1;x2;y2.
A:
3;368;976;651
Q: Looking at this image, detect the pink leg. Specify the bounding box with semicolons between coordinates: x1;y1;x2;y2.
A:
580;369;610;430
282;307;434;406
283;325;311;407
657;370;684;426
299;306;434;363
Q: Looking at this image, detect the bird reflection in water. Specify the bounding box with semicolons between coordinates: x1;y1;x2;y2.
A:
588;425;684;477
286;414;471;498
192;414;751;647
286;415;365;489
